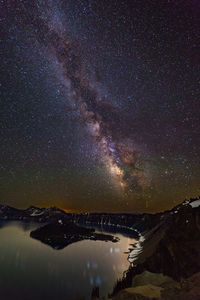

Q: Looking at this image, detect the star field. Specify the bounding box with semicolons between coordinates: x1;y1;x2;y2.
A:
0;0;199;212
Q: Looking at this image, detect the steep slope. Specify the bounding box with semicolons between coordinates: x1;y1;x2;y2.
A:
111;198;200;296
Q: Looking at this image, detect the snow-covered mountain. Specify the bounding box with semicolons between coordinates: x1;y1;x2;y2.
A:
0;204;68;223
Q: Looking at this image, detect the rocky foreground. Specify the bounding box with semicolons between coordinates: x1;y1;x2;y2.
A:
95;271;200;300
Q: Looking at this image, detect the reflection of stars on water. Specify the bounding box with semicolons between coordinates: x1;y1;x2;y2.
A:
89;276;102;286
110;247;120;254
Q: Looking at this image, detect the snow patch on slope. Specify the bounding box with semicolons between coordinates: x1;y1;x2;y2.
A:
30;210;44;216
189;199;200;208
128;233;145;265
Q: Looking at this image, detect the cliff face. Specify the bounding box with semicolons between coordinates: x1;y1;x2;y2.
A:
137;199;200;280
111;198;200;296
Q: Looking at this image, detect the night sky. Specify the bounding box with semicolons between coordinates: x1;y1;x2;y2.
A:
0;0;199;213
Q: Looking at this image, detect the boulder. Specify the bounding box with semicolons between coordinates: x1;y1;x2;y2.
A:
132;271;177;288
113;284;163;299
161;272;200;300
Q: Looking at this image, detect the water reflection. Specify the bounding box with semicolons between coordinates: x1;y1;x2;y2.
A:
0;221;137;300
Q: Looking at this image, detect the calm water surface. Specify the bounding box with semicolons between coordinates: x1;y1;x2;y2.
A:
0;222;137;300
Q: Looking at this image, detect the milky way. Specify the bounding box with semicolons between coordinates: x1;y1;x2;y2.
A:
29;3;150;194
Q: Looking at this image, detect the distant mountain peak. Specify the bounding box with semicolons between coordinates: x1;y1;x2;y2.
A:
26;205;40;210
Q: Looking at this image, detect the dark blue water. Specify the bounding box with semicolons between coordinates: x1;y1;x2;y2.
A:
0;222;137;300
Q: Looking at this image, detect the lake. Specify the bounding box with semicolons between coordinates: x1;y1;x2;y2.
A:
0;221;137;300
